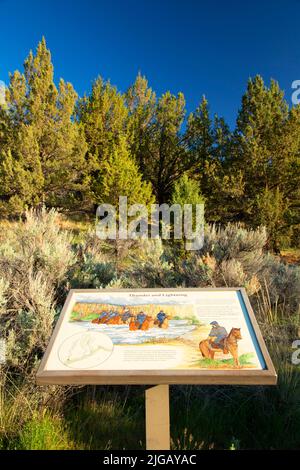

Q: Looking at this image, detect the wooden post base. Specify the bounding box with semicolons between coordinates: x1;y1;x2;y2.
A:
145;384;170;450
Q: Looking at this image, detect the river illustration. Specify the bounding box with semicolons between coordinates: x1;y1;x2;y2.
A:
71;319;196;345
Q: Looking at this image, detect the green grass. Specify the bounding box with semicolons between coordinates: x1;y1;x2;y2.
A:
195;353;256;368
2;356;300;450
16;413;74;450
70;311;99;322
173;315;202;325
63;387;145;450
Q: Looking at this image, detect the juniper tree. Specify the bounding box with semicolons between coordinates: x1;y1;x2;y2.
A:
96;136;154;208
186;96;214;177
234;75;300;249
95;136;155;266
145;91;188;204
126;73;156;174
171;173;204;208
0;38;88;215
77;77;128;205
186;97;243;222
170;173;205;259
0;74;44;215
0;125;44;215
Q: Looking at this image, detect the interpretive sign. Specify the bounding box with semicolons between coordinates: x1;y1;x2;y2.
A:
36;288;277;385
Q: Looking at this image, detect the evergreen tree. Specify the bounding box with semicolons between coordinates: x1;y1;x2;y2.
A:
126;73;156;174
0;126;44;215
234;75;300;249
77;77;128;204
186;96;214;178
0;73;44;215
0;38;299;249
186;97;243;222
0;38;87;215
145;91;187;204
96;136;154;208
170;173;204;259
171;173;204;207
95;136;155;265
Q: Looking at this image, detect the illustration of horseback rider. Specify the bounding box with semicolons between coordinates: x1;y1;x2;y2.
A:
92;310;110;324
136;311;147;329
208;321;228;351
103;310;122;324
121;309;131;323
156;310;167;328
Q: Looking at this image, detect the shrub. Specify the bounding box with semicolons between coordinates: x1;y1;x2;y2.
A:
256;254;300;319
0;208;76;285
0;208;76;371
218;259;247;286
69;229;118;288
176;254;215;287
2;272;56;370
122;238;178;287
202;224;267;276
167;224;267;291
70;253;117;288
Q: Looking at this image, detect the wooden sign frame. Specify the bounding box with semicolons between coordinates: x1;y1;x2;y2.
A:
36;288;277;386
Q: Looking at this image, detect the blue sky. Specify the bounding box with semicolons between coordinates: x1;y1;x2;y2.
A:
0;0;299;127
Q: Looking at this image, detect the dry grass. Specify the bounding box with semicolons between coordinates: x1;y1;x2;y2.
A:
281;248;300;266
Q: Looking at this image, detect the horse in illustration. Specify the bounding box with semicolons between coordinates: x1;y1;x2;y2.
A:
199;327;242;367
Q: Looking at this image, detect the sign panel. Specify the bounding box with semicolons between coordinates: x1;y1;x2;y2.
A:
36;288;277;385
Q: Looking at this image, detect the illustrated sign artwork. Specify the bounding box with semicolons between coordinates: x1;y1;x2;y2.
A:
37;288;277;385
